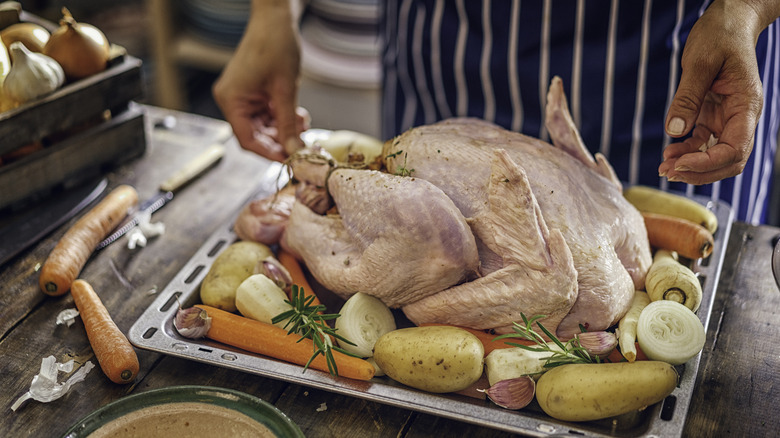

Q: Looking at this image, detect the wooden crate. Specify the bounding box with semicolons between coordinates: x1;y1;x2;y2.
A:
0;13;147;210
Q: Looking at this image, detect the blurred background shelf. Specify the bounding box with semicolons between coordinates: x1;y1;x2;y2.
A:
26;0;381;137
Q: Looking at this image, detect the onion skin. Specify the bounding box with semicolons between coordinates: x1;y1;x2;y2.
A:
0;23;51;53
43;8;110;81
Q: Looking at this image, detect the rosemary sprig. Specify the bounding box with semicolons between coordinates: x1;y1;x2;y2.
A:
493;314;600;369
272;285;359;376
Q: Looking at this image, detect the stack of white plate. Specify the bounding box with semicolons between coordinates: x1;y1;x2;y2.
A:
300;0;382;89
179;0;250;47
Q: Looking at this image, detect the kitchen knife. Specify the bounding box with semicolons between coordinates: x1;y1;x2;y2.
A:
96;143;226;250
772;234;780;291
0;177;108;266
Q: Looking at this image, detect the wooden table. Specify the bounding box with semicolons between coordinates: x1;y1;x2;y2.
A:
2;105;779;438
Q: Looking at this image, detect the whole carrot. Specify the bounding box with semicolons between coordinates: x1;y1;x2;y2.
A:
39;185;138;296
71;279;139;384
642;211;714;259
195;304;375;381
277;248;322;306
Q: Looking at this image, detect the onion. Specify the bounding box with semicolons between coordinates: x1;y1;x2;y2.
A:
335;293;396;358
0;23;51;53
42;7;110;80
636;300;705;365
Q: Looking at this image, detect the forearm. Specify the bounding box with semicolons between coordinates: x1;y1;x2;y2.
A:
244;0;300;44
712;0;780;41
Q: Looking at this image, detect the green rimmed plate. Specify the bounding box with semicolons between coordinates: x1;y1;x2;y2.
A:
62;385;304;438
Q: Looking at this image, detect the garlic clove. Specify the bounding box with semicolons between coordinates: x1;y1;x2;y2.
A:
257;256;293;293
173;306;211;339
575;331;618;359
481;376;536;410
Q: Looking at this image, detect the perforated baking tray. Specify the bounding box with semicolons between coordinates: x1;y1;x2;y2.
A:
129;162;733;437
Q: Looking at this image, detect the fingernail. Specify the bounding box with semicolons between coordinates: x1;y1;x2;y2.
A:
667;175;683;182
658;169;667;177
667;117;685;136
674;165;691;172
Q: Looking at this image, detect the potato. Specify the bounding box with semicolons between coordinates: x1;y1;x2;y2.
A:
535;361;678;422
199;241;273;312
373;326;484;393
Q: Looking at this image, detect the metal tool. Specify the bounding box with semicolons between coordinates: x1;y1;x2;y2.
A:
772;234;780;291
0;177;108;266
96;143;226;250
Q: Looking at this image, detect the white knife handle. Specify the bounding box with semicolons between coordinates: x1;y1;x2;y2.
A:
160;144;226;192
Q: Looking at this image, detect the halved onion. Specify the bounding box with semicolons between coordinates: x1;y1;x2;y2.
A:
335;293;396;358
637;300;705;365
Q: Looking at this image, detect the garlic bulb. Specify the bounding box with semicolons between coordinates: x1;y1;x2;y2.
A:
0;38;13;111
3;42;64;104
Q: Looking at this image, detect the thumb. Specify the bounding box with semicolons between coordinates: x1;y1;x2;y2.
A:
271;81;304;156
666;63;718;138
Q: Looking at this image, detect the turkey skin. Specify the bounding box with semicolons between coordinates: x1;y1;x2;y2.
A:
282;77;652;339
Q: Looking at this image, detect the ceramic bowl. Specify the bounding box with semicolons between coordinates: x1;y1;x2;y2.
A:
61;385;304;438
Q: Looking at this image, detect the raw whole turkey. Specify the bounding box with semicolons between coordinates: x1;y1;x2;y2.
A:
262;77;651;339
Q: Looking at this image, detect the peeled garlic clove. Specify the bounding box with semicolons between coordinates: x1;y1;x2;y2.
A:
173;307;211;339
575;331;618;359
481;376;536;410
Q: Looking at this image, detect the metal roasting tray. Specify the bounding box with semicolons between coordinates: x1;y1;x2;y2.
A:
129;161;734;437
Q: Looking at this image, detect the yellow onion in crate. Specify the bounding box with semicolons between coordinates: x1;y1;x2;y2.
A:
43;7;110;81
0;22;51;53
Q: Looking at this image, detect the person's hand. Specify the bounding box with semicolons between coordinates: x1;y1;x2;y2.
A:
659;0;778;184
212;0;308;162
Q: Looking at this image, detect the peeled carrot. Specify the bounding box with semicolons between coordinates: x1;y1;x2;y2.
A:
195;304;375;381
71;279;139;384
642;211;714;260
39;185;138;296
420;323;534;356
277;248;322;306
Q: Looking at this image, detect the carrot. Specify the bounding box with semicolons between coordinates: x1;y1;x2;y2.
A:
420;323;535;356
277;248;322;307
195;304;375;381
642;211;714;260
39;184;138;296
606;342;648;363
71;279;139;384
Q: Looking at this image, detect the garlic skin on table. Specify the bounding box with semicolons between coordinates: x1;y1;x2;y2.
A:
3;41;65;104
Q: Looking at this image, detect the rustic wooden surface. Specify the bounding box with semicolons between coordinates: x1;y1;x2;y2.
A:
1;105;778;438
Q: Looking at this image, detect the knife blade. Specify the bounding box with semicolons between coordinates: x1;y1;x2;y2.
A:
772;234;780;291
96;143;226;250
0;177;108;266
